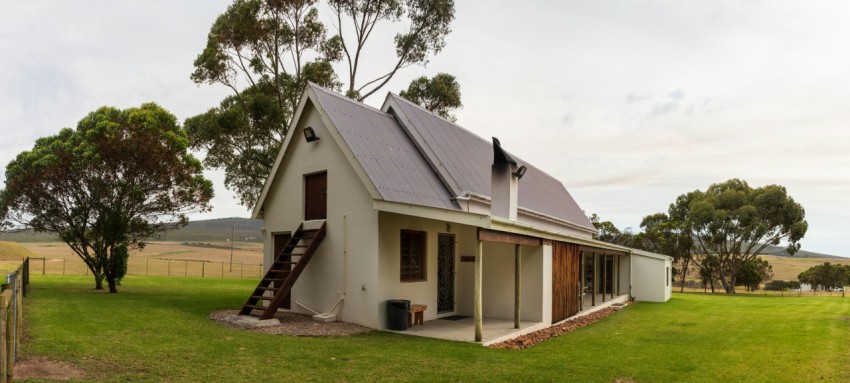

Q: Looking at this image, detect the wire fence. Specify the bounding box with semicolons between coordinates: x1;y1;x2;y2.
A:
678;286;848;297
13;257;263;279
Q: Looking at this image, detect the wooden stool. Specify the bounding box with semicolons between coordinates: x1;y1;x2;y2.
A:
408;304;427;326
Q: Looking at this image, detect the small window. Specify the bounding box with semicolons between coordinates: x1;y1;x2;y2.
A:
401;230;426;281
666;266;670;287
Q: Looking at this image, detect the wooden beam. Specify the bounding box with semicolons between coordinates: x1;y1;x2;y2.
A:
514;244;521;329
578;245;627;257
478;228;542;247
474;240;483;342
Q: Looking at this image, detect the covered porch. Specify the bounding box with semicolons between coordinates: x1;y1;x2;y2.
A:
396;293;629;345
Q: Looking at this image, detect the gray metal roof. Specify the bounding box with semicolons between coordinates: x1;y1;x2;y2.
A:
306;83;594;231
385;94;595;231
309;85;459;210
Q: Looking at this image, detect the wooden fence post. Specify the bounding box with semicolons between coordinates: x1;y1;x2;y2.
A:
15;275;21;356
201;262;205;278
2;289;12;383
0;290;8;383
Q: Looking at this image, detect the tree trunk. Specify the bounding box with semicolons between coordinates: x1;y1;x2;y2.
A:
94;273;104;290
679;259;690;293
107;276;118;293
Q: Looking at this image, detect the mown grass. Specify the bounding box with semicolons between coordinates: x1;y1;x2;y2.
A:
21;275;850;382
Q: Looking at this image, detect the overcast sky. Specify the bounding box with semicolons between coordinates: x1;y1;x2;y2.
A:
1;1;848;256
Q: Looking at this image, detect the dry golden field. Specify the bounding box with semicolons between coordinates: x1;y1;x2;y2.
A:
759;254;850;281
14;241;265;279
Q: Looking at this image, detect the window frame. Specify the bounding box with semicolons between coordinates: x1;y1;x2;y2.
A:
400;229;427;282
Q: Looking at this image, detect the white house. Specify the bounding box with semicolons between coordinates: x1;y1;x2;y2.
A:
242;83;671;344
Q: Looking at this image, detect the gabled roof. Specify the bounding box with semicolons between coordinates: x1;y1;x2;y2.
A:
383;94;595;231
310;86;458;210
254;83;595;232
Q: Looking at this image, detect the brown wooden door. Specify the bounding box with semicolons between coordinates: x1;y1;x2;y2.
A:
304;172;327;220
552;241;581;323
273;233;292;309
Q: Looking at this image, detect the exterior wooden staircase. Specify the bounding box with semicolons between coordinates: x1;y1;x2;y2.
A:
239;221;326;320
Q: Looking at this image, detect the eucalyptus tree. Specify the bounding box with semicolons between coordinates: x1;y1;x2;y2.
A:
190;0;460;208
187;0;340;207
0;104;213;292
638;211;693;292
328;0;456;100
685;179;807;293
400;73;462;121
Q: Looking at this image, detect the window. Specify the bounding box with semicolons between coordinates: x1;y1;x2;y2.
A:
401;230;426;281
666;266;670;287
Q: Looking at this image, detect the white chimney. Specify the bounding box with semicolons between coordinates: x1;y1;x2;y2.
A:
490;137;519;221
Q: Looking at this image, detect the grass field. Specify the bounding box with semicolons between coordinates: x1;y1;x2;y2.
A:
760;254;850;281
19;275;850;382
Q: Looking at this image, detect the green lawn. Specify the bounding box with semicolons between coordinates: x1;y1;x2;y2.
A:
21;275;850;382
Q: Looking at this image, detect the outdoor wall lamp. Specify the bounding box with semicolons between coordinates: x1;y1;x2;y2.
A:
514;165;527;179
303;127;320;143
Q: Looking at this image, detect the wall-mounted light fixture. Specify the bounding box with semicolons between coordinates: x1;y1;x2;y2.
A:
303;127;320;143
514;165;527;179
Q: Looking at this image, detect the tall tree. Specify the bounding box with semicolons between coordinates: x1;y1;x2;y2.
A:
399;72;462;121
589;213;634;246
0;104;213;292
798;262;850;291
329;0;456;100
685;179;807;293
637;211;694;292
188;0;340;207
190;0;460;208
735;258;773;291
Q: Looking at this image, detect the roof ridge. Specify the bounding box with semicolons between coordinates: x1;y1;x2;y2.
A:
309;82;389;116
388;92;493;143
388;93;564;186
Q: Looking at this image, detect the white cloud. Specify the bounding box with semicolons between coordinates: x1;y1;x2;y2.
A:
1;1;849;256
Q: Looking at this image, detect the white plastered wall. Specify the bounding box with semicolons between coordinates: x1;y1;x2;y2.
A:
479;242;544;322
376;212;546;328
260;101;379;327
630;253;672;302
377;212;477;328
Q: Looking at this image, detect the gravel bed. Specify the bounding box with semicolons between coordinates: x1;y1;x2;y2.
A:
209;309;372;336
489;302;631;350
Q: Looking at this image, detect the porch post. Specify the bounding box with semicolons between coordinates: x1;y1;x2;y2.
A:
579;252;585;311
602;254;607;302
611;254;617;299
592;252;597;306
514;244;521;329
615;255;620;296
474;240;483;342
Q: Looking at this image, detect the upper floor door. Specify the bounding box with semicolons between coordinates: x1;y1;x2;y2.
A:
304;172;327;220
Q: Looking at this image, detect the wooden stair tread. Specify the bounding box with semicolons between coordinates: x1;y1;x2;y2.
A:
239;221;327;320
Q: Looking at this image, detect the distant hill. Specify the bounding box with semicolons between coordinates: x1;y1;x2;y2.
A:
0;217;264;243
754;244;841;259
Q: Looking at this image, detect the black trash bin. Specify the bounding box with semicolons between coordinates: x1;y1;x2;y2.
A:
387;299;410;331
